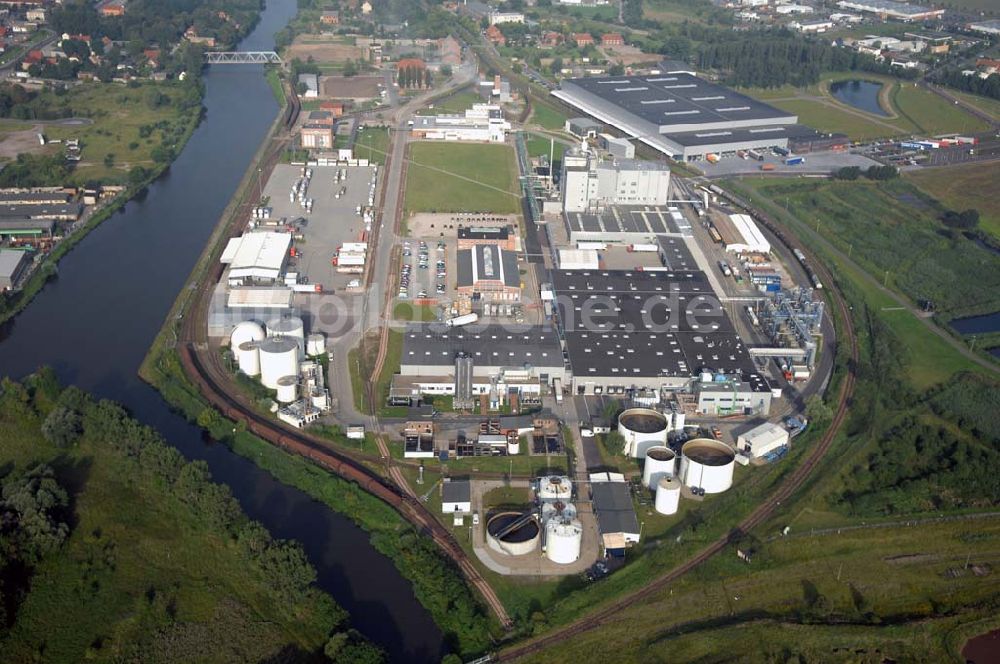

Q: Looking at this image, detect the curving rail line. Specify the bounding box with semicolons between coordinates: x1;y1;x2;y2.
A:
497;191;859;661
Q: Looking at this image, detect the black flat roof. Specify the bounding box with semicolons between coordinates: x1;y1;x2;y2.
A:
456;245;519;288
552;269;712;295
562;74;795;129
458;225;510;240
401;324;563;369
591;481;640;536
564;205;690;237
557;292;733;335
663;123;827;147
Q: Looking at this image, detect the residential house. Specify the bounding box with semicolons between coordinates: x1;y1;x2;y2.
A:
601;32;624;47
320;10;340;25
573;33;595;48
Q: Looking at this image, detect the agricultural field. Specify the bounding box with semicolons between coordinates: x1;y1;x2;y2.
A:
0;81;197;184
728;178;1000;321
906;161;1000;240
286;34;365;65
0;376;342;661
403;142;520;215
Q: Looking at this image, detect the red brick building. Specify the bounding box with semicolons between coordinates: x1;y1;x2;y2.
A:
601;32;624;47
573;33;594;48
485;24;506;47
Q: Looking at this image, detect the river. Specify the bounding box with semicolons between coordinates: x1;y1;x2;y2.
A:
829;80;890;117
0;1;444;661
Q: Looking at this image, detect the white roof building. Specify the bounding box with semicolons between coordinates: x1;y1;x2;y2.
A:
558;248;600;271
725;214;771;254
737;422;789;458
775;4;815;14
221;232;292;284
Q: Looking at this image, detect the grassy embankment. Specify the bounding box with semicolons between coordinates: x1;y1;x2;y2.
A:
740;72;990;141
0;375;342;661
403;142;521;215
0;82;203;327
431;90;481;114
906;161;1000;240
528;103;568;131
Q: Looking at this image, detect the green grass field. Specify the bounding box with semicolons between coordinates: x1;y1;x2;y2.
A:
529;103;568;131
403;142;520;214
38;82;197;184
0;381;338;661
906;161;1000;240
950;90;1000;121
770;98;900;141
353;126;390;165
891;83;990;135
393;302;438;321
431;90;482;114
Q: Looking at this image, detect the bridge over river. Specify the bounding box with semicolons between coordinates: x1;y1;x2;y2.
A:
205;51;282;64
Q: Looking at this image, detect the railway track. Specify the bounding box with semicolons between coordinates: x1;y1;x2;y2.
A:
497;193;859;661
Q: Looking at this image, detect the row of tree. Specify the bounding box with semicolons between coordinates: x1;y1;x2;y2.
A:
398;65;431;89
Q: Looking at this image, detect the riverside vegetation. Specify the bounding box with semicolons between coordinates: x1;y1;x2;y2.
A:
0;369;384;662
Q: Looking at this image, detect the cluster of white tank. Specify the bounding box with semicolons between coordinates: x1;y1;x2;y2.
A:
230;318;329;406
642;446;677;488
617;408;687;458
291;167;313;213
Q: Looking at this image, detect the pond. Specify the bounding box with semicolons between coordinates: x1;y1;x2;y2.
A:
951;311;1000;336
963;628;1000;664
829;79;890;117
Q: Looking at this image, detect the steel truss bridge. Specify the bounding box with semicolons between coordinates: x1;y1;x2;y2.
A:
205;51;282;64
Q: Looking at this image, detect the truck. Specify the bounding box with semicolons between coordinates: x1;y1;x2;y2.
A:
773;146;789;157
340;242;368;253
760;163;776;171
336;265;364;274
553;378;563;403
292;283;324;293
784;156;804;166
747;149;764;161
627;243;659;253
705;153;720;163
446;313;478;327
718;260;732;276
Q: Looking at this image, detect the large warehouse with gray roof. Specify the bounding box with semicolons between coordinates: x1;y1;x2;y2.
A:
552;74;824;161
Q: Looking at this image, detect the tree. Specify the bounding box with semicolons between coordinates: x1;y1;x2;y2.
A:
941;208;979;230
324;633;349;659
805;395;832;424
865;165;898;180
0;464;70;564
602;431;626;456
103;153;115;168
440;64;452;77
41;407;82;448
833;166;860;180
343;58;358;77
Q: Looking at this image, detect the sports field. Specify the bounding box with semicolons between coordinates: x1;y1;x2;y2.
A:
403;142;520;214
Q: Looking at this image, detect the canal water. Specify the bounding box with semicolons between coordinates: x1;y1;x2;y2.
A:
951;311;1000;336
829;79;890;117
0;1;444;661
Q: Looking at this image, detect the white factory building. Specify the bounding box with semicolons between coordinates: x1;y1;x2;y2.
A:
561;148;671;213
736;421;790;458
410;104;511;143
721;214;771;254
835;0;944;20
221;231;292;285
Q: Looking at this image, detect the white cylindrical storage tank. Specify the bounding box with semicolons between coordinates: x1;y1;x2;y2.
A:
680;438;736;494
655;476;681;515
673;411;686;432
541;501;578;524
618;408;669;458
642;446;677;488
486;512;540;557
537;476;572;502
545;518;583;564
310;389;329;410
236;340;261;377
266;316;305;356
230;320;265;349
276;375;298;404
259;336;300;389
306;333;326;356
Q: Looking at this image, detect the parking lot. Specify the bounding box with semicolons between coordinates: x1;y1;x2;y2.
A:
261;163;378;293
698;149;878;177
397;236;454;307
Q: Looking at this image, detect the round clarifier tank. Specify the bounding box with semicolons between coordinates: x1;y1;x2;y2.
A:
618;408;669;458
486;512;540;557
545;518;583;564
230;320;265;348
267;316;305;355
679;438;736;494
642;446;677;488
655;476;681;515
258;336;300;389
275;375;298;404
236;340;261;377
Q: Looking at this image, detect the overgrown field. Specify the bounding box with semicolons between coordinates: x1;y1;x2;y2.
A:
354;125;390;165
730;178;1000;319
0;373;347;661
906;161;1000;240
403;142;520;214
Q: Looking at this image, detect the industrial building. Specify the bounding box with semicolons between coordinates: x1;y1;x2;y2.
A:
393;324;567;407
969;19;1000;36
565;117;602;139
561;148;671;212
0;190;71;205
0;248;30;290
410;104;511;143
737;421;789;459
220;231;292;285
589;472;640;556
442;479;472;514
835;0;944;20
0;202;82;221
551;269;772;413
715;213;771;254
301;124;334;149
456;244;522;302
598;133;635;159
457;225;516;251
563;205;691;245
553;74;829;161
0;219;55;240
